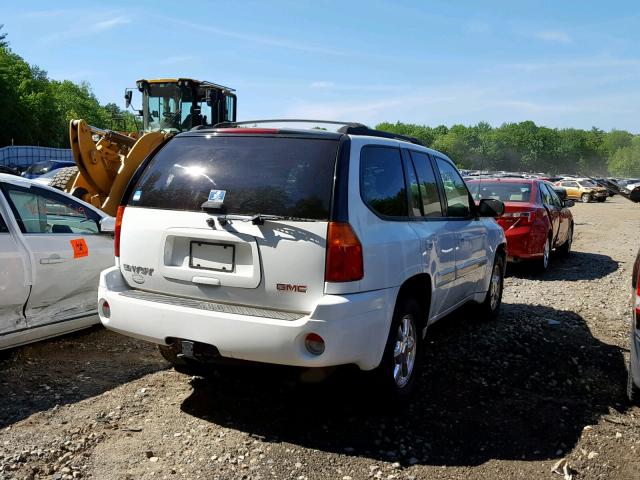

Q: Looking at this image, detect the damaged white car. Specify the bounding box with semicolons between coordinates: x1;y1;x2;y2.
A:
0;173;114;349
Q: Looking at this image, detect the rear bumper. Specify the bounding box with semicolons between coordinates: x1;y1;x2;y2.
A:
98;267;396;371
503;226;544;260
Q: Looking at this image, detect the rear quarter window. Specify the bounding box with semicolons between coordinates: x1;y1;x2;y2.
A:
129;135;340;220
360;146;407;218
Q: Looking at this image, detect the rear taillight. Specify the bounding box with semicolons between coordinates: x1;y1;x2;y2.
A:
114;206;125;257
502;211;532;221
325;222;363;282
635;268;640;325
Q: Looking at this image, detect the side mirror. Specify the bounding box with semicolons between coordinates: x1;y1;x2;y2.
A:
554;187;567;201
564;200;575;208
478;198;505;217
124;89;133;108
100;216;115;233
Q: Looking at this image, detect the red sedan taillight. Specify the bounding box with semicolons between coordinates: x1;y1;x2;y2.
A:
502;211;533;223
114;206;125;257
635;268;640;328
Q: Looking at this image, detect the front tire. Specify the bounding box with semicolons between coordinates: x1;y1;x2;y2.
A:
581;193;591;203
478;255;504;320
48;166;79;191
372;297;421;402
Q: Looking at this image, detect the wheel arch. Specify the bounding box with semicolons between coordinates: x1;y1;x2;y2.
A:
395;273;432;337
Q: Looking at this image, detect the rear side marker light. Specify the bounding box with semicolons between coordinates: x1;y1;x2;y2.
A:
305;333;325;355
325;222;364;282
100;300;111;319
114;206;125;257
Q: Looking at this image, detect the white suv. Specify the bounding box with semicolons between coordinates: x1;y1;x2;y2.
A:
98;121;507;399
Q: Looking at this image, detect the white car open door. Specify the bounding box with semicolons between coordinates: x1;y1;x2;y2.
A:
1;183;114;328
0;209;30;335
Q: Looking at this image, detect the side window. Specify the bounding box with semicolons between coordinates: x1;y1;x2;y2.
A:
566;181;578;188
225;95;235;121
360;146;408;218
0;212;8;233
409;151;443;217
402;153;422;216
546;185;562;207
539;183;553;205
3;185;100;234
435;157;471;217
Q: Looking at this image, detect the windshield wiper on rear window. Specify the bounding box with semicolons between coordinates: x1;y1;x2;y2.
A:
208;212;318;226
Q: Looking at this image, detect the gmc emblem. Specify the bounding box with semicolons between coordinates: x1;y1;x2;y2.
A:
276;283;308;293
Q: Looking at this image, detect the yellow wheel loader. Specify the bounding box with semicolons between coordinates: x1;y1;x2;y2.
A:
51;78;237;216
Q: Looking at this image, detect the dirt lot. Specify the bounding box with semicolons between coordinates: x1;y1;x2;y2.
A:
1;196;639;480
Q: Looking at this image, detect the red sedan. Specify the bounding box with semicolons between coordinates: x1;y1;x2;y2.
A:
467;178;574;270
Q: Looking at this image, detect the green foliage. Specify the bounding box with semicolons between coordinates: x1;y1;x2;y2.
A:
376;121;640;177
607;137;640;177
0;39;138;148
0;25;7;48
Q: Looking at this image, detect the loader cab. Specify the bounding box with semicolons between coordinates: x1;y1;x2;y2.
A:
135;78;236;133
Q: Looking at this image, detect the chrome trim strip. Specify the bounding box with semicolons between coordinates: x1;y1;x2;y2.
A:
456;258;488;278
119;290;305;321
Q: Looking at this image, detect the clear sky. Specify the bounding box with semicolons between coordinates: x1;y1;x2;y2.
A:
2;1;639;132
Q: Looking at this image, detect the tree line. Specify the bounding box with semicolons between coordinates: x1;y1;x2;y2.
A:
1;26;638;176
376;121;640;177
0;26;136;149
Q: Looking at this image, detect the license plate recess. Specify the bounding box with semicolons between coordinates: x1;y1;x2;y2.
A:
189;241;235;272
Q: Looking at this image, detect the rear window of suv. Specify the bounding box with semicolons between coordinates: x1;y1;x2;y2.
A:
128;135;339;219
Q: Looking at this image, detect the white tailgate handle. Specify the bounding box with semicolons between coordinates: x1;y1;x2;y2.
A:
191;276;221;286
39;254;68;265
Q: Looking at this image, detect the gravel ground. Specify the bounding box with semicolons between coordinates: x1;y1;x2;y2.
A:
1;196;639;480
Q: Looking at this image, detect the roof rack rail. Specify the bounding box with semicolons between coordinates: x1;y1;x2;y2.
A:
213;119;366;129
210;119;424;146
336;125;424;146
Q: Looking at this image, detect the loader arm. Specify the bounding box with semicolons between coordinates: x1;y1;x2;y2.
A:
68;119;168;216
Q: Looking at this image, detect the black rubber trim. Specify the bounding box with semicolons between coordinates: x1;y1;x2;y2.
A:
0;311;97;337
121;138;171;205
329;136;351;222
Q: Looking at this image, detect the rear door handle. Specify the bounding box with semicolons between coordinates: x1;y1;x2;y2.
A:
39;254;67;265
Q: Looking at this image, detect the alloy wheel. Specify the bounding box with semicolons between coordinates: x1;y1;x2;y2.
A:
489;263;503;311
393;315;417;388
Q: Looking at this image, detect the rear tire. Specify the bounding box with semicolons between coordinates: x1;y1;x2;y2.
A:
597;197;606;203
581;193;591;203
558;225;573;258
535;236;552;272
478;254;504;320
371;297;421;402
48;166;78;191
627;358;640;405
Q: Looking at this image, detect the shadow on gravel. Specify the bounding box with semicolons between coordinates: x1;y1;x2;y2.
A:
508;251;619;281
182;303;628;467
0;326;167;428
